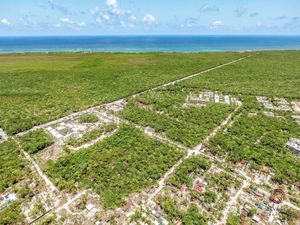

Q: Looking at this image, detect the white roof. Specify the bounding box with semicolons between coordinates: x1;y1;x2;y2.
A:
253;215;260;222
86;203;94;211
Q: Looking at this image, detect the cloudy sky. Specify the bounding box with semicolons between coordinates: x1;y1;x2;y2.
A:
0;0;300;36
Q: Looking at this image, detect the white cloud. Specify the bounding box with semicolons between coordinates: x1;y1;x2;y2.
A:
129;15;136;21
199;5;219;13
103;14;110;20
143;14;157;25
60;17;74;24
106;0;117;8
78;22;86;27
90;6;100;15
0;18;11;26
57;17;86;29
212;20;224;28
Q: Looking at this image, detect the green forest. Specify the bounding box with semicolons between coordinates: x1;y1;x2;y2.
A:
0;52;243;135
18;129;54;154
208;112;300;184
45;124;184;208
0;141;29;192
120;87;235;147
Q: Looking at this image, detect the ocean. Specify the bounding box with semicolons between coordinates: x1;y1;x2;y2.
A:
0;35;300;53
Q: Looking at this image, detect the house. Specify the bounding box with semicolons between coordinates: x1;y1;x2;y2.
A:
253;215;261;223
154;204;162;211
286;138;300;155
123;200;133;212
0;193;16;207
235;160;246;169
193;182;203;193
179;185;186;193
258;203;267;210
292;182;300;190
151;209;160;218
86;203;94;211
160;216;169;225
241;210;249;217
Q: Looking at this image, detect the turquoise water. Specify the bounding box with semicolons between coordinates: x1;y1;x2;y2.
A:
0;35;300;53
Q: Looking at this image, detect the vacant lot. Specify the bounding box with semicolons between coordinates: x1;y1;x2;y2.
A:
0;52;244;134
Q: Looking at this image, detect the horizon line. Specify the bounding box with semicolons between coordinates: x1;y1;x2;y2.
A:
1;34;300;38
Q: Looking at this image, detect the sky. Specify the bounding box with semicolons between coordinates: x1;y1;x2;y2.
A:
0;0;300;36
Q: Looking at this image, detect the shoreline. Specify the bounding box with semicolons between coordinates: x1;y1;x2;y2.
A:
1;35;300;54
0;49;300;55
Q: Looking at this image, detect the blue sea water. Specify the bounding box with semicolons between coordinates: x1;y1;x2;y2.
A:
0;35;300;53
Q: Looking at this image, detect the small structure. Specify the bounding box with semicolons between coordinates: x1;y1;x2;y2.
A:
193;182;203;193
0;193;17;207
145;127;155;136
292;182;300;191
151;209;160;218
269;189;284;204
94;111;115;123
256;96;292;112
292;115;300;125
0;128;8;144
46;122;85;143
291;101;300;114
258;203;268;210
86;203;99;214
253;215;261;223
123;200;133;213
106;100;127;114
160;216;169;225
286;138;300;155
185;91;240;106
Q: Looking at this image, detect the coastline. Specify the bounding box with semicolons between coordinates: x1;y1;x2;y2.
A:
0;35;300;54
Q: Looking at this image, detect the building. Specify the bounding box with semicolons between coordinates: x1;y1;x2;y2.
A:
0;193;16;207
186;91;240;106
106;100;127;114
256;96;292;112
286;138;300;155
46;122;85;143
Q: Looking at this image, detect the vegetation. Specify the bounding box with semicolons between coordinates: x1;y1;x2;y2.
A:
180;51;300;99
121;87;235;147
208;112;300;184
45;124;184;208
226;213;241;225
279;207;299;225
36;215;56;225
168;156;211;188
0;52;243;135
0;202;25;225
18;129;54;154
78;113;99;123
67;123;117;147
158;195;209;225
0;141;29;192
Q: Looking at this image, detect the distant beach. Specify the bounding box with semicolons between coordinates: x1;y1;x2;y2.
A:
0;35;300;53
